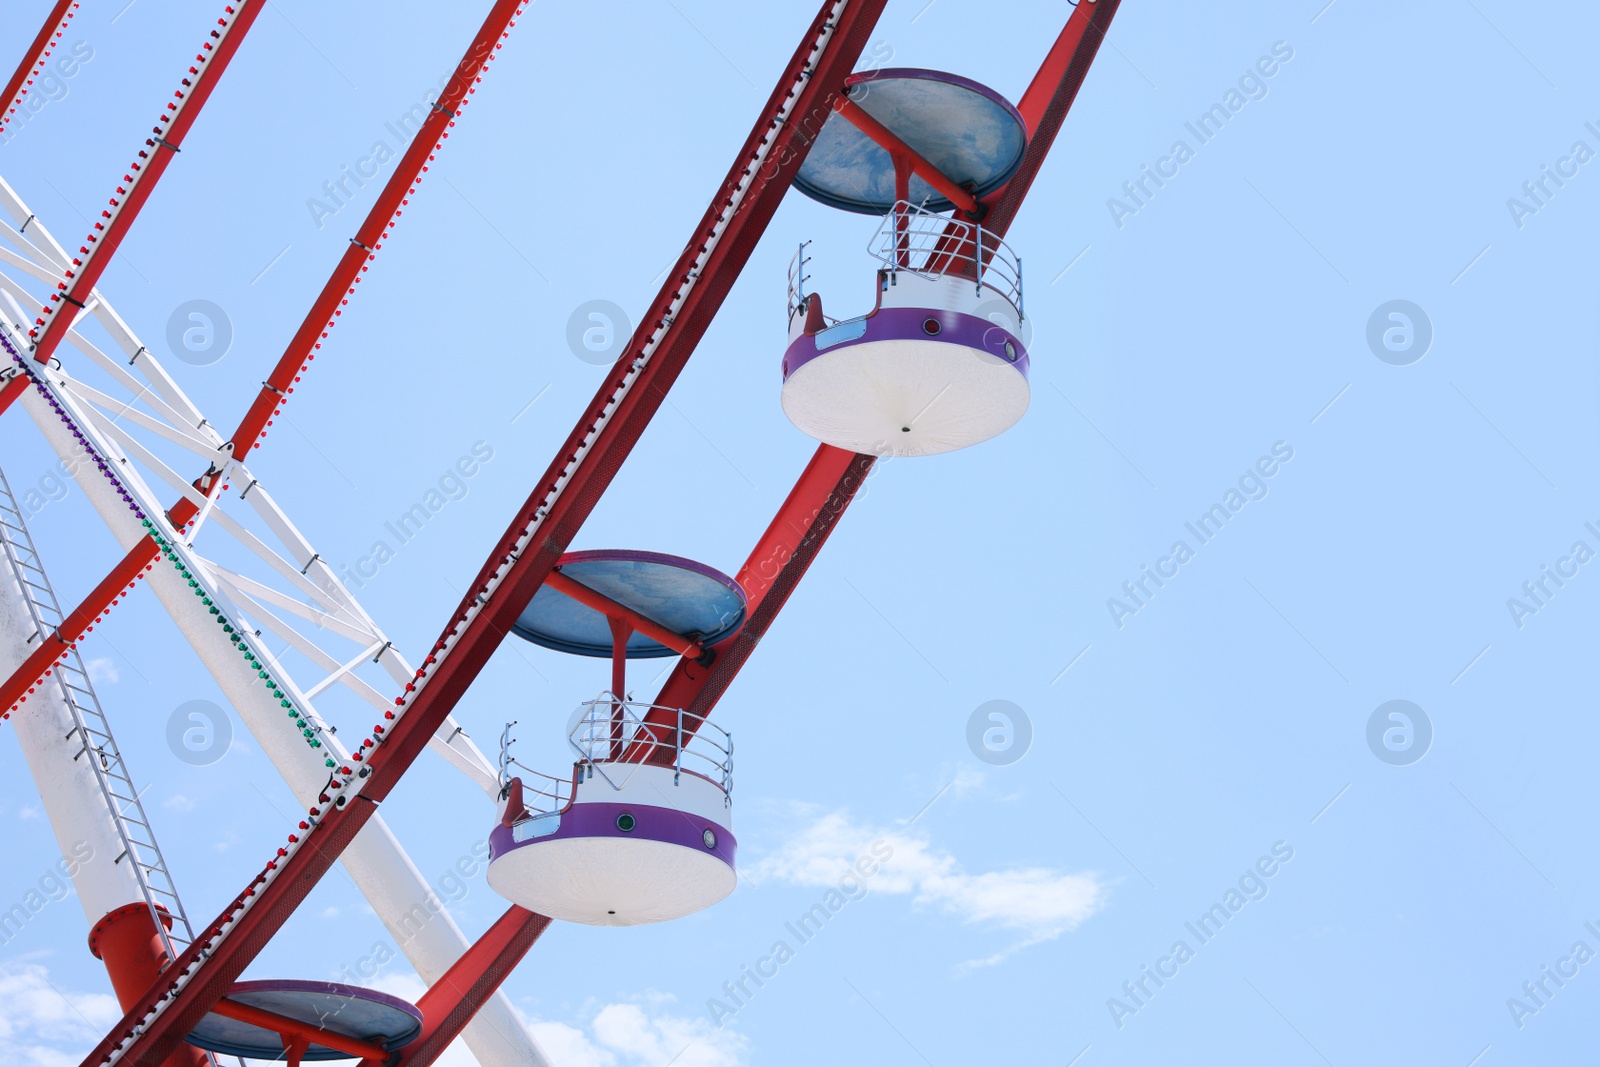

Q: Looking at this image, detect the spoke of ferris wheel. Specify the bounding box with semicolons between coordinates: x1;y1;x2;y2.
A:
0;153;504;794
0;0;270;714
0;0;79;137
641;0;1125;750
78;2;891;1063
0;0;528;776
0;296;499;793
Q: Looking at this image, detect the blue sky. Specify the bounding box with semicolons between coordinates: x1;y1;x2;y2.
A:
2;1;1599;1065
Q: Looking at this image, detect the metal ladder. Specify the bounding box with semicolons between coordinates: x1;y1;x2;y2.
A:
0;465;204;976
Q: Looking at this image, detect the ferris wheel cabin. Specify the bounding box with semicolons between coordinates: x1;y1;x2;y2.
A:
487;550;744;926
782;68;1033;457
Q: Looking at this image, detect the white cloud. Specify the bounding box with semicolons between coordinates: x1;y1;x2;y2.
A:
750;809;1108;968
362;970;746;1067
0;960;121;1067
19;803;41;821
162;794;195;812
85;658;118;684
528;998;748;1067
951;765;986;796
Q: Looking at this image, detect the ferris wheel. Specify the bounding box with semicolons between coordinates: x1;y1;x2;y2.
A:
0;1;1123;1064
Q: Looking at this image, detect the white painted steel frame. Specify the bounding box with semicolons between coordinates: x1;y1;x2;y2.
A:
0;179;547;1067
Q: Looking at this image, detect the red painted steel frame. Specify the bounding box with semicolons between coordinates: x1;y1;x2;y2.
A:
926;0;1121;277
0;531;148;715
1;0;78;134
833;97;980;214
630;444;873;762
28;1;263;367
640;0;1124;749
355;907;551;1067
0;371;28;417
0;0;526;725
208;999;390;1062
77;5;887;1064
545;568;705;661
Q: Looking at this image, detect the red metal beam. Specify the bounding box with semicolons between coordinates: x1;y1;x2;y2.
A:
630;444;874;762
1;0;78;136
0;533;151;716
833;97;980;214
77;4;887;1064
926;0;1120;276
28;1;263;366
982;0;1121;234
546;568;705;661
210;998;390;1062
356;907;551;1067
643;0;1125;742
0;371;28;416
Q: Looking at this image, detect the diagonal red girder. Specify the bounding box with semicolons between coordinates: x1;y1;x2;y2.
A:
927;0;1121;276
1;0;79;136
0;370;28;417
0;0;271;718
639;0;1124;747
986;0;1123;232
27;1;263;367
0;522;149;718
355;907;551;1067
630;443;872;763
77;4;888;1064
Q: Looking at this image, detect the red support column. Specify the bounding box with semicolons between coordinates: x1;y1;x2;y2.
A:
85;904;209;1067
28;1;264;366
356;907;552;1067
1;0;78;136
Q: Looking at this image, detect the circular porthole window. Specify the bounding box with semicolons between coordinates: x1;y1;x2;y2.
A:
616;813;636;832
922;318;941;336
702;829;717;849
1004;340;1016;362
